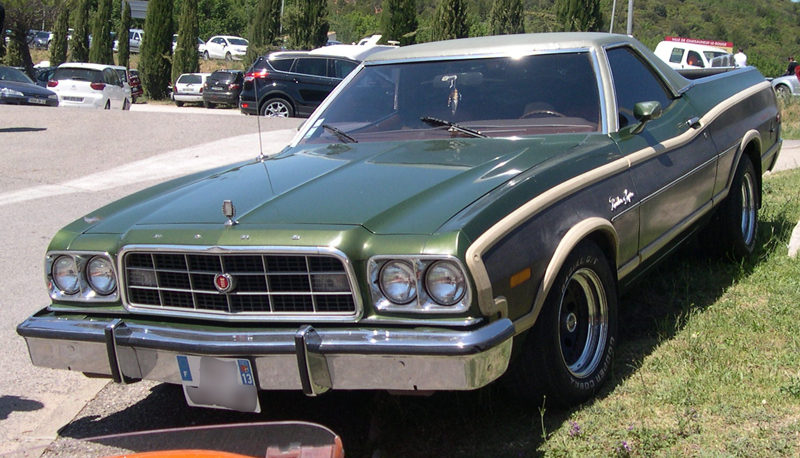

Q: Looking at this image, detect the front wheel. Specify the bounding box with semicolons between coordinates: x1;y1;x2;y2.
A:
260;98;293;117
775;84;791;98
504;241;617;407
203;51;209;60
225;52;232;61
122;98;131;110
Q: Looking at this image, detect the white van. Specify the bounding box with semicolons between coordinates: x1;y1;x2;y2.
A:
654;41;734;69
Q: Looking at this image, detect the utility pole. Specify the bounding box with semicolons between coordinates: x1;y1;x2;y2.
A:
609;0;616;33
626;0;633;35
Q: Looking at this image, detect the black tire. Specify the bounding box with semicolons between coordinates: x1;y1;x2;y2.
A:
775;84;791;98
175;101;184;107
203;51;209;60
260;98;293;117
225;52;232;61
122;98;130;110
203;100;215;109
701;155;759;258
504;241;617;407
104;100;111;110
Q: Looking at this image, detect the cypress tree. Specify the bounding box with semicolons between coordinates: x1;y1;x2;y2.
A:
0;30;5;60
283;0;329;50
489;0;524;35
117;1;131;68
431;0;469;42
556;0;603;32
140;0;174;99
50;8;69;67
70;0;91;62
383;0;417;46
89;0;114;64
244;0;281;66
172;0;199;84
3;36;25;67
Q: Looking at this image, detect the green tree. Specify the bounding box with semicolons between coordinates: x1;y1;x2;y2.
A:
489;0;524;35
283;0;329;50
3;0;51;76
556;0;603;32
117;1;131;68
172;0;199;83
382;0;417;46
431;0;469;42
50;7;69;67
89;0;114;64
70;0;91;62
244;0;281;67
140;0;174;99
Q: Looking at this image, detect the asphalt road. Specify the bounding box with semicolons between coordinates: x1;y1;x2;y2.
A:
0;104;300;455
2;103;800;458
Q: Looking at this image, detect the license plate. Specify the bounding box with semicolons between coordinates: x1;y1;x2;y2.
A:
211;86;223;91
64;96;83;102
176;355;261;413
28;97;47;105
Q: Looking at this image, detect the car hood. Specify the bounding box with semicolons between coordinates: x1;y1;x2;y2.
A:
0;79;56;97
83;136;591;236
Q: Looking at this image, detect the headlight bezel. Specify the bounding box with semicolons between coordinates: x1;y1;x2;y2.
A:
46;251;119;302
368;255;471;314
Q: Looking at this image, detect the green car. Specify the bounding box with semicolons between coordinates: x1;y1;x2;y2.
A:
18;33;782;410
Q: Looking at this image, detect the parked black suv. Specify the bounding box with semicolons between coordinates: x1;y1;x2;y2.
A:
203;69;244;108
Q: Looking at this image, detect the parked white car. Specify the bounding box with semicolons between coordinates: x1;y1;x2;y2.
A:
653;41;734;70
171;72;211;106
172;34;207;56
204;36;248;61
47;63;131;110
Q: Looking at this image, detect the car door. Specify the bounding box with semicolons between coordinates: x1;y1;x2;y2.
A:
208;38;224;59
103;68;124;108
605;45;717;261
291;57;339;116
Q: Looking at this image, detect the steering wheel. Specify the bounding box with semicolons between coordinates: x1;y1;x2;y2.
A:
520;109;567;119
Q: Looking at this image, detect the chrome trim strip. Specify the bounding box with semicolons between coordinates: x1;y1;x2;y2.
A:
117;245;363;323
364;47;593;66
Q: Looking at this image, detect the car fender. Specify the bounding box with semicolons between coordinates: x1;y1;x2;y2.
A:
512;217;619;334
258;89;296;110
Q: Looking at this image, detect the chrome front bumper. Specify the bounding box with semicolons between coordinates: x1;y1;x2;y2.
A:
17;310;514;395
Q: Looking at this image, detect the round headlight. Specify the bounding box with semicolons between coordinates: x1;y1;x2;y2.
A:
379;261;417;304
87;256;116;295
425;261;466;306
52;256;80;295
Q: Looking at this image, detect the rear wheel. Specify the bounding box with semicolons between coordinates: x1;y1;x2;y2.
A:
175;101;184;107
775;84;791;99
122;98;130;110
701;155;759;258
103;100;111;110
260;98;293;117
204;100;215;109
504;241;617;407
203;51;209;60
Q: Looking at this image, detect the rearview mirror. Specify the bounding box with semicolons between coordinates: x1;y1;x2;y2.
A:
630;101;662;135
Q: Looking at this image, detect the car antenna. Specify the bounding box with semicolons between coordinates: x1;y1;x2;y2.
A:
255;65;266;162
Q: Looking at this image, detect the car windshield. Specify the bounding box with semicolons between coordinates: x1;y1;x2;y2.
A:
0;67;34;84
178;74;203;84
53;67;102;83
228;38;248;46
299;51;601;145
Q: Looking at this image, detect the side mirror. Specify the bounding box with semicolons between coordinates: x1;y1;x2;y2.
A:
630;101;662;135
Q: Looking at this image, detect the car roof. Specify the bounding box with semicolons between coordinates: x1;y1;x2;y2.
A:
57;63;116;71
211;35;246;40
267;51;308;60
309;44;395;61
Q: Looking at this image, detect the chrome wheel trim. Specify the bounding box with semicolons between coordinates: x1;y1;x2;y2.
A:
262;101;289;117
558;267;608;379
740;171;757;246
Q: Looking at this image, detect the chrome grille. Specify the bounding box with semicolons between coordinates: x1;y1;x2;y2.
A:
122;249;358;319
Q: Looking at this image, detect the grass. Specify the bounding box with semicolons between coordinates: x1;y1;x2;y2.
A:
357;169;800;458
779;96;800;140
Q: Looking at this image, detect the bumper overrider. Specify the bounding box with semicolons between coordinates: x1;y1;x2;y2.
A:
17;310;514;395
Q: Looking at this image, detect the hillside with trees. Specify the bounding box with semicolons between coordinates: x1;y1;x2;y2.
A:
5;0;800;78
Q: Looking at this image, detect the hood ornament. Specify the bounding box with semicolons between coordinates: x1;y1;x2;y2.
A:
222;200;238;227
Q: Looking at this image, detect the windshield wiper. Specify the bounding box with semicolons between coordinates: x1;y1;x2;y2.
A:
322;124;358;144
420;116;486;138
